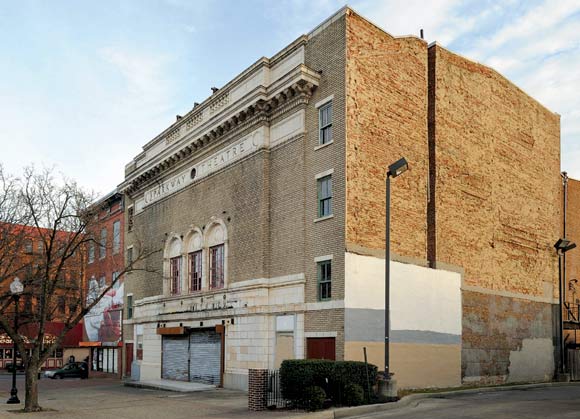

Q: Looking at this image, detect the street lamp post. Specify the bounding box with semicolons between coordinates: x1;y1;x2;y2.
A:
7;277;24;404
385;157;409;380
554;238;576;377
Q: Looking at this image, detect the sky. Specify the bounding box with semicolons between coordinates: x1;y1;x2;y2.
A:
1;0;579;195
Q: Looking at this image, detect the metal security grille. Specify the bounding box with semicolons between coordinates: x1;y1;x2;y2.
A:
189;331;221;385
162;336;189;381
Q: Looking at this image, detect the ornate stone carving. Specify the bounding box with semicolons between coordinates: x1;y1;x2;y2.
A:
209;92;230;114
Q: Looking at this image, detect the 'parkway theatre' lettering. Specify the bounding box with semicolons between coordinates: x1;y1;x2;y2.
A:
138;128;265;211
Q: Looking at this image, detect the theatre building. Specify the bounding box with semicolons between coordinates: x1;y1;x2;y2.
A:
120;8;561;390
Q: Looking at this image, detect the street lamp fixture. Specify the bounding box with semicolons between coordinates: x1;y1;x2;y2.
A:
7;277;23;404
554;238;576;377
385;157;409;380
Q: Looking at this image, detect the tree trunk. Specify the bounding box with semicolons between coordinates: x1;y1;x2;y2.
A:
24;362;42;412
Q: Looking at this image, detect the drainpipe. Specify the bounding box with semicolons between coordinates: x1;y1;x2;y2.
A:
562;171;569;304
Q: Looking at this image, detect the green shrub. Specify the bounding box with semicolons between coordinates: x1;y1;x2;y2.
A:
279;359;378;408
302;386;326;411
343;383;364;406
280;359;333;403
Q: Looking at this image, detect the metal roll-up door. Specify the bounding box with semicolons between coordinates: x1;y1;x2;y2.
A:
162;336;189;381
189;330;221;385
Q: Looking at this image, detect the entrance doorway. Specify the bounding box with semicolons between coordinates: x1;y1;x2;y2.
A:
306;337;336;360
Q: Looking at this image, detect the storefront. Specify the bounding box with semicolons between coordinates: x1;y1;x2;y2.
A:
0;322;84;370
159;327;224;385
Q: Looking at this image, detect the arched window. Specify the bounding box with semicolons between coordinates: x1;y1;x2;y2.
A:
204;219;227;290
184;228;204;293
165;236;182;296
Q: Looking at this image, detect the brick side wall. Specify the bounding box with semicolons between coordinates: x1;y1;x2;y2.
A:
565;179;580;305
431;44;561;297
345;11;429;263
431;44;561;383
463;291;555;384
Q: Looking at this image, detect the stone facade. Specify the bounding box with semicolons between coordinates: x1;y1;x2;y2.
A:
119;7;562;390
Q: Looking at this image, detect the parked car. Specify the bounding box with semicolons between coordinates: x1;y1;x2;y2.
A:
44;362;88;379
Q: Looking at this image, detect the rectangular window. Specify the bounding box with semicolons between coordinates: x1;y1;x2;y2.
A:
210;245;224;289
127;207;134;233
126;247;133;265
112;221;121;254
317;260;331;301
58;296;66;314
127;295;133;320
317;175;332;217
24;239;33;254
319;101;332;145
170;256;181;295
88;243;95;264
99;228;107;259
189;250;203;292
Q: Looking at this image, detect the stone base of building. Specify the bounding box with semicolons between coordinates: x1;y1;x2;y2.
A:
224;372;249;391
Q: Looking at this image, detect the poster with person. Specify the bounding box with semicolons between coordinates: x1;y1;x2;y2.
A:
83;275;123;344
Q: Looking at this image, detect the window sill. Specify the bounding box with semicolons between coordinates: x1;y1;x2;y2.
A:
314;214;334;223
314;140;333;151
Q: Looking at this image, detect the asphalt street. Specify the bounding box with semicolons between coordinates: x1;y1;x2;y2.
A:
2;375;580;419
358;384;580;419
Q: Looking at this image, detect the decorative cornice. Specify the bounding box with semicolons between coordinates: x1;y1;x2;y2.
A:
124;80;317;197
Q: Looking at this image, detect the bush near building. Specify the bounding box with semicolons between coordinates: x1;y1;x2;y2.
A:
279;359;378;409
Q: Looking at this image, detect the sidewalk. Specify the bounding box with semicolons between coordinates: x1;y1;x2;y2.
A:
124;378;216;392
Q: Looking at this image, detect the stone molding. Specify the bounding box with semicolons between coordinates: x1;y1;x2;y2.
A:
122;67;319;196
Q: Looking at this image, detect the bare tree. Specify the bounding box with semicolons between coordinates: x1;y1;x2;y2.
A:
0;166;158;412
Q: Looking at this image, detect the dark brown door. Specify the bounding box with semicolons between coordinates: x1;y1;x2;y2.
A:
306;337;336;360
125;343;133;376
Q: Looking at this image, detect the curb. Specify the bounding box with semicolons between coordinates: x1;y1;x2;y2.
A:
123;380;215;393
293;381;580;419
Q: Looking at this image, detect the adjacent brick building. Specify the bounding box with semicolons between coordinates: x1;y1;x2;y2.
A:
120;7;561;389
81;190;125;377
0;223;85;370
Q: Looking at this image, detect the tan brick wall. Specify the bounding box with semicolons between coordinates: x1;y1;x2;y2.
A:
345;11;429;262
565;179;580;304
303;14;347;303
430;45;561;384
304;308;345;361
124;132;270;304
431;44;561;298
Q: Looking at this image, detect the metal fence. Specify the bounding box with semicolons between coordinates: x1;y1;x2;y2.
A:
564;303;580;323
267;369;290;409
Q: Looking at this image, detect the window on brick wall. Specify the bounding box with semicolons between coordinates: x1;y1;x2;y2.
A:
319;101;332;145
113;221;121;254
317;260;331;301
170;256;181;295
189;250;202;292
127;206;134;233
317;175;332;217
210;245;224;289
127;295;133;320
24;239;33;254
99;228;107;259
88;243;95;264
